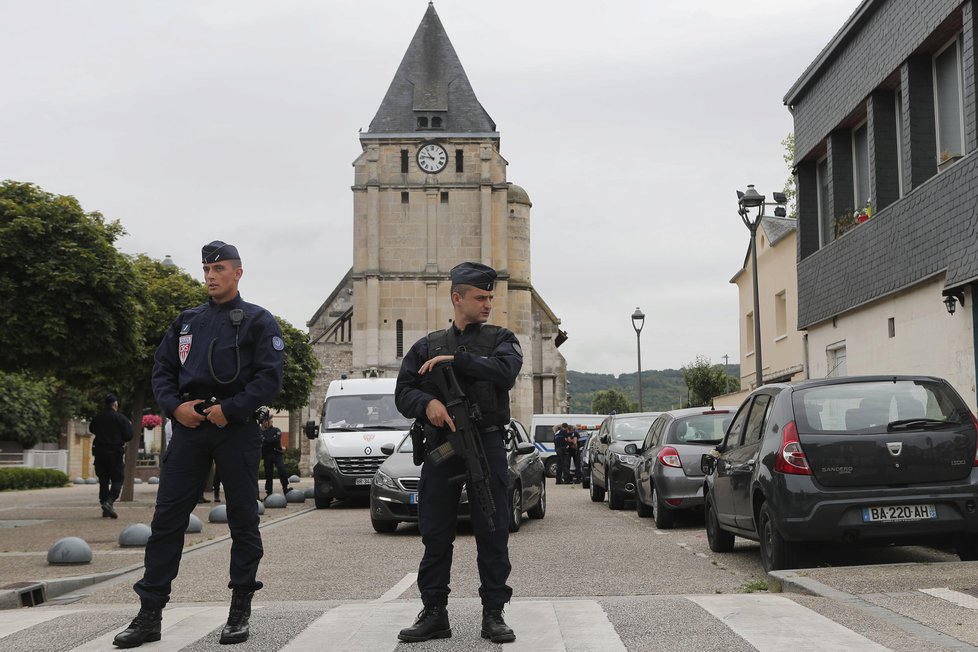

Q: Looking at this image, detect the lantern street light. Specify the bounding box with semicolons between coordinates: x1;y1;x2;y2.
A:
631;307;646;411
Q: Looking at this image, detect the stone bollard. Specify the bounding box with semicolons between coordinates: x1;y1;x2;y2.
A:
286;489;306;503
303;486;315;499
73;477;85;485
47;537;93;565
288;475;301;484
186;514;204;533
257;500;265;515
84;478;98;484
147;477;160;485
118;524;152;548
264;493;287;509
134;478;143;484
209;504;228;523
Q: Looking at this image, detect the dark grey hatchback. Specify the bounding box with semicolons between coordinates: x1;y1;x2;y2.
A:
701;376;978;572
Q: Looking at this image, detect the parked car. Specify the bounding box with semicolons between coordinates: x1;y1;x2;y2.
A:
631;408;733;528
369;419;546;533
589;412;661;509
700;376;978;572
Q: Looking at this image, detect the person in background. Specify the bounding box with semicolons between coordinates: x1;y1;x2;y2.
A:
89;393;134;519
259;409;293;498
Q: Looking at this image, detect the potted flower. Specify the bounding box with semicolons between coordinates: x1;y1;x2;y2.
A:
856;200;872;224
834;209;857;238
142;414;162;431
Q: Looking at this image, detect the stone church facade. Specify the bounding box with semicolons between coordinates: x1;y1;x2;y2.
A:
306;4;567;426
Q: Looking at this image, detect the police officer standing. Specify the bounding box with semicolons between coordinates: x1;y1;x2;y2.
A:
88;393;133;519
114;241;284;648
259;410;293;499
553;423;569;484
395;262;522;644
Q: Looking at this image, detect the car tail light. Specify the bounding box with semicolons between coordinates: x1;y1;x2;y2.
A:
972;413;978;467
774;421;811;475
658;447;682;469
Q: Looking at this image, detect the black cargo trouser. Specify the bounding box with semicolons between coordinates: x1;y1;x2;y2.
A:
555;447;569;483
262;450;289;495
94;448;125;503
416;428;513;610
134;420;262;609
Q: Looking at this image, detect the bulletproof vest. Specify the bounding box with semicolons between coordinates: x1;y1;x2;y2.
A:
424;325;510;427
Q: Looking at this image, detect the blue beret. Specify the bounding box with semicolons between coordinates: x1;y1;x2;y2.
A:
450;262;496;291
201;240;240;264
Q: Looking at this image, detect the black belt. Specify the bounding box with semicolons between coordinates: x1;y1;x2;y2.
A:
480;426;504;434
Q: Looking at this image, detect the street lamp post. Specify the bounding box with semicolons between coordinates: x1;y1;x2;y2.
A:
736;185;787;389
631;307;645;411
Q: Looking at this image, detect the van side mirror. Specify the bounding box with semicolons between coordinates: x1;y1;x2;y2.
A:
700;453;717;475
515;442;536;456
304;420;320;440
380;443;396;456
623;443;638;455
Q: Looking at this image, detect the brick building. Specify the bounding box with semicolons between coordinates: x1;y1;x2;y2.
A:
305;4;568;426
786;0;978;408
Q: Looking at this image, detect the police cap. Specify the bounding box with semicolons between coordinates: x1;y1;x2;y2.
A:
450;262;496;291
201;240;241;264
104;394;118;406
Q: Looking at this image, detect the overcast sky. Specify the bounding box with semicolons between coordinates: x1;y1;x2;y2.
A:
0;0;861;374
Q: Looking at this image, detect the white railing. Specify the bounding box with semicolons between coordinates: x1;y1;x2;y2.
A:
23;450;69;474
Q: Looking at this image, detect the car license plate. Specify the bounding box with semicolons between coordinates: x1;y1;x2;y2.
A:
409;493;419;505
862;504;936;523
355;477;372;486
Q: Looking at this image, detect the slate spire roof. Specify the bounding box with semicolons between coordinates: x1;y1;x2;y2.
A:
366;3;496;134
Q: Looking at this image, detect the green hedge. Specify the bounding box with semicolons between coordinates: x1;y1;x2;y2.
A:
0;467;70;491
257;448;301;480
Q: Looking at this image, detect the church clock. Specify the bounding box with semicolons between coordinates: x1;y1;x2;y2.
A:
416;142;448;173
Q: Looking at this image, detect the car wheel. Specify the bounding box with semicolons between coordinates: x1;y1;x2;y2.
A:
527;480;546;520
608;485;625;510
508;485;523;532
545;458;558;478
651;485;676;529
956;533;978;561
636;492;653;518
589;472;605;502
758;502;801;572
581;474;590;489
705;493;735;553
371;517;397;533
314;496;332;509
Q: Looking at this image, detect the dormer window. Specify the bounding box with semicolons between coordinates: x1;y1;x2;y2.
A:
431;117;443;129
417;117;429;129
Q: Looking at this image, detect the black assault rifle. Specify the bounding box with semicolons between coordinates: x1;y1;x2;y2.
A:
425;362;497;532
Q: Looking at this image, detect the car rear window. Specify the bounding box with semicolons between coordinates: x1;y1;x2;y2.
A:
792;380;971;433
667;413;731;444
613;416;658;440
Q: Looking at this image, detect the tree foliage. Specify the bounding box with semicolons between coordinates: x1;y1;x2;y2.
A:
591;388;637;415
782;133;797;219
272;317;319;413
0;371;58;447
681;356;739;407
0;181;139;418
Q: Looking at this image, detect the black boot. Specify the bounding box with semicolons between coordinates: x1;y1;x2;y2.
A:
113;606;162;648
213;488;221;503
101;498;118;519
219;589;253;644
397;605;451;642
481;607;516;643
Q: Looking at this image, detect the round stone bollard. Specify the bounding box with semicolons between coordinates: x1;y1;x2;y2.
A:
209;504;228;523
134;478;143;484
73;477;85;485
264;493;287;509
256;500;265;515
84;477;98;484
288;475;301;484
303;486;315;499
118;523;152;548
147;476;160;485
186;514;204;533
47;537;92;565
286;489;306;503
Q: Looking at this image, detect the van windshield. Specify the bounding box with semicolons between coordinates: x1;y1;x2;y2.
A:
322;395;412;431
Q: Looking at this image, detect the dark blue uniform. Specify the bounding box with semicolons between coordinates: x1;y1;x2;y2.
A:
135;293;283;609
395;323;522;610
89;406;133;505
261;426;290;496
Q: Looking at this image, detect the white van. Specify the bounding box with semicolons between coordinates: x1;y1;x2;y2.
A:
529;413;606;478
304;377;412;508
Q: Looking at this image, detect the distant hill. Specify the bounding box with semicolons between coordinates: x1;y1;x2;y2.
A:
567;366;740;413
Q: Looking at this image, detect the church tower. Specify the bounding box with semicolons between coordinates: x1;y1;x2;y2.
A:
308;3;567;425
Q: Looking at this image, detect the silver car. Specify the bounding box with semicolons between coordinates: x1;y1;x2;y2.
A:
630;408;732;528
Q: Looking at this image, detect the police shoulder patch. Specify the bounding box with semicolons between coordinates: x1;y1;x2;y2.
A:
512;342;523;357
179;323;191;334
272;336;285;351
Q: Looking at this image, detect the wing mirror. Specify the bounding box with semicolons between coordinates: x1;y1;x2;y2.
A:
700;451;719;475
380;443;396;456
304;420;320;440
600;434;609;445
515;442;536;456
623;443;638;455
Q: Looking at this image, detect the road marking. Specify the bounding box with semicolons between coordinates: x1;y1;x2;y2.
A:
553;600;627;652
280;603;417;652
690;594;890;651
374;572;417;603
68;606;224;651
920;587;978;610
0;609;76;638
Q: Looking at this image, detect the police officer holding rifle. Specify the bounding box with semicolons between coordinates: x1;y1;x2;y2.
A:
395;262;523;644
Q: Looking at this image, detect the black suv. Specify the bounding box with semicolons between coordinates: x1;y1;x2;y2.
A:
701;376;978;572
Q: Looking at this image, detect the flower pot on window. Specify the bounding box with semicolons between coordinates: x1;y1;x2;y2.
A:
856;212;869;224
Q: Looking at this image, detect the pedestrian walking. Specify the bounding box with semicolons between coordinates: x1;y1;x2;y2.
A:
394;262;522;644
113;240;284;648
88;393;133;519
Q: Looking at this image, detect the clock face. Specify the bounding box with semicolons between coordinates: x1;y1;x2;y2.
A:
417;143;448;173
